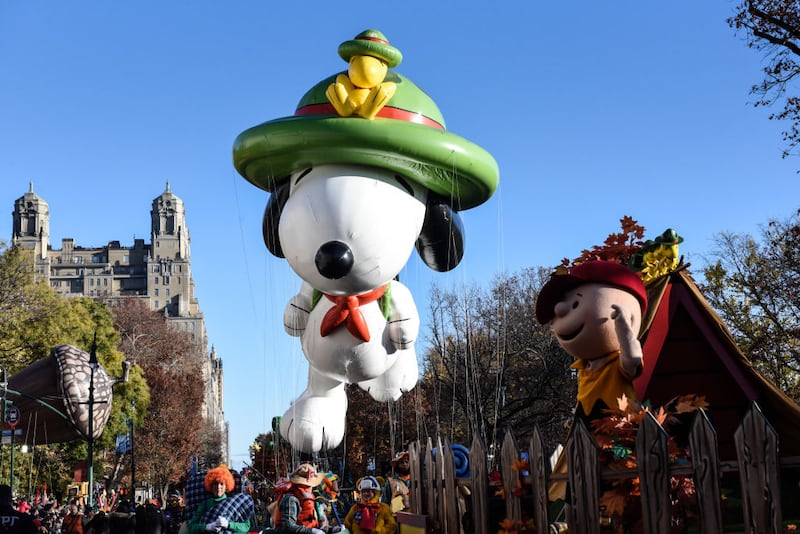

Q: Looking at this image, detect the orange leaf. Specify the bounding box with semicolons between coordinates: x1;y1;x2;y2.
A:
653;406;668;426
511;458;530;472
674;394;709;413
617;393;630;412
598;489;629;517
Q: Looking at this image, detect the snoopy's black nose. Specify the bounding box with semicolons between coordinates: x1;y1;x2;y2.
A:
315;240;354;279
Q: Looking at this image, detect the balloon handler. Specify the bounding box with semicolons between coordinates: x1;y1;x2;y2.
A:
344;477;396;534
534;260;647;501
186;466;252;534
233;29;499;453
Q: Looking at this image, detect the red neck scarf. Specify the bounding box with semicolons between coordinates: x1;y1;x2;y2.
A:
320;285;387;342
356;501;381;530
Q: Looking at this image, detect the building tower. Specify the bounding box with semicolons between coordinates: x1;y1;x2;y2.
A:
12;182;50;261
10;183;228;462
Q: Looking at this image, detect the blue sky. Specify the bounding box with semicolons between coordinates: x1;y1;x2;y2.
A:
2;2;798;471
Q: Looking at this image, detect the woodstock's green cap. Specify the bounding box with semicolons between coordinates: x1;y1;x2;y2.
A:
337;29;403;68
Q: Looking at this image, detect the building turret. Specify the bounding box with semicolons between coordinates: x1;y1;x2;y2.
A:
12;182;50;259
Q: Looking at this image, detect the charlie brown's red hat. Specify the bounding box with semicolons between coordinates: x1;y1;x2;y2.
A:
535;260;647;324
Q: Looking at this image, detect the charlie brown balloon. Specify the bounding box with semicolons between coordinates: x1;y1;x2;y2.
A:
535;260;648;422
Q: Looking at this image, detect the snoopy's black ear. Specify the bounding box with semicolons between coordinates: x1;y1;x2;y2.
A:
416;194;465;272
262;181;290;258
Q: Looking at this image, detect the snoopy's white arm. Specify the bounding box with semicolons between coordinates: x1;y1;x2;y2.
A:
610;303;643;377
387;281;420;349
284;281;314;337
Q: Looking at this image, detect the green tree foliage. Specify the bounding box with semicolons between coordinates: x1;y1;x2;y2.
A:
249;431;292;484
701;209;800;402
422;268;576;455
728;1;800;158
113;298;205;492
0;244;148;494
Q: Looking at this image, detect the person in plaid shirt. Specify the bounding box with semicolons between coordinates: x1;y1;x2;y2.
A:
272;464;326;534
186;467;250;534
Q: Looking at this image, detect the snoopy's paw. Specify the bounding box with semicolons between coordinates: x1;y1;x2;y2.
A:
358;376;404;403
284;296;310;337
279;393;347;453
388;319;415;349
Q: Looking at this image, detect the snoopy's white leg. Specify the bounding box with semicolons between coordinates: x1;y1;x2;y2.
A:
357;348;419;402
280;368;347;453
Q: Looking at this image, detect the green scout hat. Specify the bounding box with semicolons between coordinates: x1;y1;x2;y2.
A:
233;29;499;210
338;29;403;68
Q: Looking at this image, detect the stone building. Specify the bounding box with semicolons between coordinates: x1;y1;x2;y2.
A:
10;182;228;462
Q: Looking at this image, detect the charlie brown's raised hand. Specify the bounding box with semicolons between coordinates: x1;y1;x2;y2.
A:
611;303;643;376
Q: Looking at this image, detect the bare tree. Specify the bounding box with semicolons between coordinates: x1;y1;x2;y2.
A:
729;1;800;157
422;268;576;456
114;299;205;494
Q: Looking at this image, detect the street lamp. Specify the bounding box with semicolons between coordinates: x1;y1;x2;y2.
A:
20;444;31;502
87;333;99;507
0;367;6;474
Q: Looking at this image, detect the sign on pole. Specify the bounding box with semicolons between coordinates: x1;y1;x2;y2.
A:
5;406;20;429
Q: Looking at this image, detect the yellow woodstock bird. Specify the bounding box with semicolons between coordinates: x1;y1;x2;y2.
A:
639;228;683;282
326;29;402;120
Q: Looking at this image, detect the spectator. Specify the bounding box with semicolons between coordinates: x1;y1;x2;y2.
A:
0;485;37;534
87;510;109;534
61;503;83;534
108;501;136;534
135;500;165;534
17;500;31;515
380;452;411;513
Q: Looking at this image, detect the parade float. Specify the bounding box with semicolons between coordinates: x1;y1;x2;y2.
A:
233;29;499;454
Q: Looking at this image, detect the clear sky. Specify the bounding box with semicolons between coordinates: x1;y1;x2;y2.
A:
2;2;798;471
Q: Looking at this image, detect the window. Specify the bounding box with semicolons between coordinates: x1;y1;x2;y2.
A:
163;276;170;284
90;279;94;286
155;300;159;308
123;255;129;263
104;278;108;286
165;289;170;296
154;289;159;296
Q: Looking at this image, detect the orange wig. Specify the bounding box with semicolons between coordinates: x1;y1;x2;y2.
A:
204;466;235;493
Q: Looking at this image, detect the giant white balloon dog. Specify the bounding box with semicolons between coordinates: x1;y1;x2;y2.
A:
233;29;499;452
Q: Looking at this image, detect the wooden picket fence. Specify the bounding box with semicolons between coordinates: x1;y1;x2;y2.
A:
403;401;799;534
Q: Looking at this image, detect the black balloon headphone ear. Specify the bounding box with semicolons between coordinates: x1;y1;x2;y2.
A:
416;194;465;272
262;181;290;258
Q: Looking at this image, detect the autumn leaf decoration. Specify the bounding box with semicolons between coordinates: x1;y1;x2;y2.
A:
592;393;708;531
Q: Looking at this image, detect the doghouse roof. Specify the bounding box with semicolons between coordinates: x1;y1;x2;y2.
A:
635;267;800;457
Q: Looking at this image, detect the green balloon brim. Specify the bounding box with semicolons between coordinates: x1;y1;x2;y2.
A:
233;116;499;210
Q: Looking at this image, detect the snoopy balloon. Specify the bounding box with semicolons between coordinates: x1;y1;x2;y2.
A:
233;29;499;452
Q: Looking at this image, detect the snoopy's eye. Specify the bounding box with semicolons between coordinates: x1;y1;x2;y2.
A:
572;301;579;309
393;175;415;197
292;168;313;189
